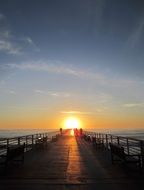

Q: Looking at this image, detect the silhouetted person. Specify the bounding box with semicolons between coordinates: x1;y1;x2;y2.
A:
80;128;83;136
74;128;78;136
60;128;62;135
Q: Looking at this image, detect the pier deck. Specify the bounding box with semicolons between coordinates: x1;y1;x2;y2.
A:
0;131;144;190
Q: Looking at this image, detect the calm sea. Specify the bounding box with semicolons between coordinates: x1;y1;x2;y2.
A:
90;128;144;140
0;129;58;138
0;128;144;140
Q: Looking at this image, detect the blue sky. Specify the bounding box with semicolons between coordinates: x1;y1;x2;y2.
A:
0;0;144;129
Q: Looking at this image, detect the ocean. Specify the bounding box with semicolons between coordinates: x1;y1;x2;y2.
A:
0;129;58;138
90;128;144;140
0;128;144;140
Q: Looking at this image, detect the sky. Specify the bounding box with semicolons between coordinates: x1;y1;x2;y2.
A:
0;0;144;130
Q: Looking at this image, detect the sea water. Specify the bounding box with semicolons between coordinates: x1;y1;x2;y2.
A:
90;128;144;140
0;128;144;140
0;129;57;138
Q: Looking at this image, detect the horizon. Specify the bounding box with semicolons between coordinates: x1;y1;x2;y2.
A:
0;0;144;130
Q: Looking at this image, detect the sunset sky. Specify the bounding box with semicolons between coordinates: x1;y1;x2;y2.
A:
0;0;144;130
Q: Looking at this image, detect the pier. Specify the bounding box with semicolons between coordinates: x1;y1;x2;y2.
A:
0;129;144;190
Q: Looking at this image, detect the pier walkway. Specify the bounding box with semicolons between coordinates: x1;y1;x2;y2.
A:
0;130;144;190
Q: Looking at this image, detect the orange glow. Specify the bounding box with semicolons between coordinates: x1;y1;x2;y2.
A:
64;117;80;129
70;129;74;136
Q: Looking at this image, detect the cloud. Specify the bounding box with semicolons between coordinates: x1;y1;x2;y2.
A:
22;37;40;52
123;103;144;108
0;13;21;55
35;90;71;98
0;13;39;55
94;92;112;103
0;35;38;55
127;20;144;48
9;90;16;95
61;107;108;115
5;60;143;90
7;61;107;83
0;30;10;38
6;60;142;89
60;111;93;115
0;40;21;55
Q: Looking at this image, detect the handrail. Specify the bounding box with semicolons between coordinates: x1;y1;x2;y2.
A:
0;131;60;156
84;130;144;169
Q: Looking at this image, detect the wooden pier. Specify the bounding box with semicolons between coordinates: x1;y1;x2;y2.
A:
0;130;144;190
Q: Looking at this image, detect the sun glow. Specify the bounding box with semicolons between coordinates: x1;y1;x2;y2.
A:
64;117;80;129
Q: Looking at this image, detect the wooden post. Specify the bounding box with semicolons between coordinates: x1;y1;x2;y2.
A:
117;137;120;145
140;140;144;170
7;139;9;148
126;138;129;155
32;135;34;148
111;135;113;143
18;137;20;145
106;134;108;149
26;136;28;151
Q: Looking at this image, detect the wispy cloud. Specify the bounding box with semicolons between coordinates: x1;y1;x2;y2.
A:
0;13;39;55
7;61;107;83
127;20;144;48
6;60;142;88
61;107;108;115
22;37;40;52
60;111;93;115
0;14;21;55
94;93;112;103
123;103;144;108
0;39;21;55
35;90;71;98
9;90;16;95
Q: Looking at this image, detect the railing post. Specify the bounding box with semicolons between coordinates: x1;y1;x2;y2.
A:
106;134;108;149
140;140;144;169
126;138;130;155
18;137;20;145
26;136;28;151
102;134;104;142
7;139;9;148
117;137;120;145
111;135;113;143
32;135;34;148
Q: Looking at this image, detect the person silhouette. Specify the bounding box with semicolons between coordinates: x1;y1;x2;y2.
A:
60;128;62;135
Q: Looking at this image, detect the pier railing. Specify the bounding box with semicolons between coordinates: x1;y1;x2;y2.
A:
84;131;144;168
0;131;59;156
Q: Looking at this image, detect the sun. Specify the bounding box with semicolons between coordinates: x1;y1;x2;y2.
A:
64;117;80;129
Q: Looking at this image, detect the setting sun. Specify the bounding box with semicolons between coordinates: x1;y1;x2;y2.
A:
64;117;80;129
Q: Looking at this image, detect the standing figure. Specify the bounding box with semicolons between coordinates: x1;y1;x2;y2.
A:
60;128;62;135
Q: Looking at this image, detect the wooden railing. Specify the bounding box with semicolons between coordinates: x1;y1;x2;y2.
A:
0;131;59;156
84;131;144;168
